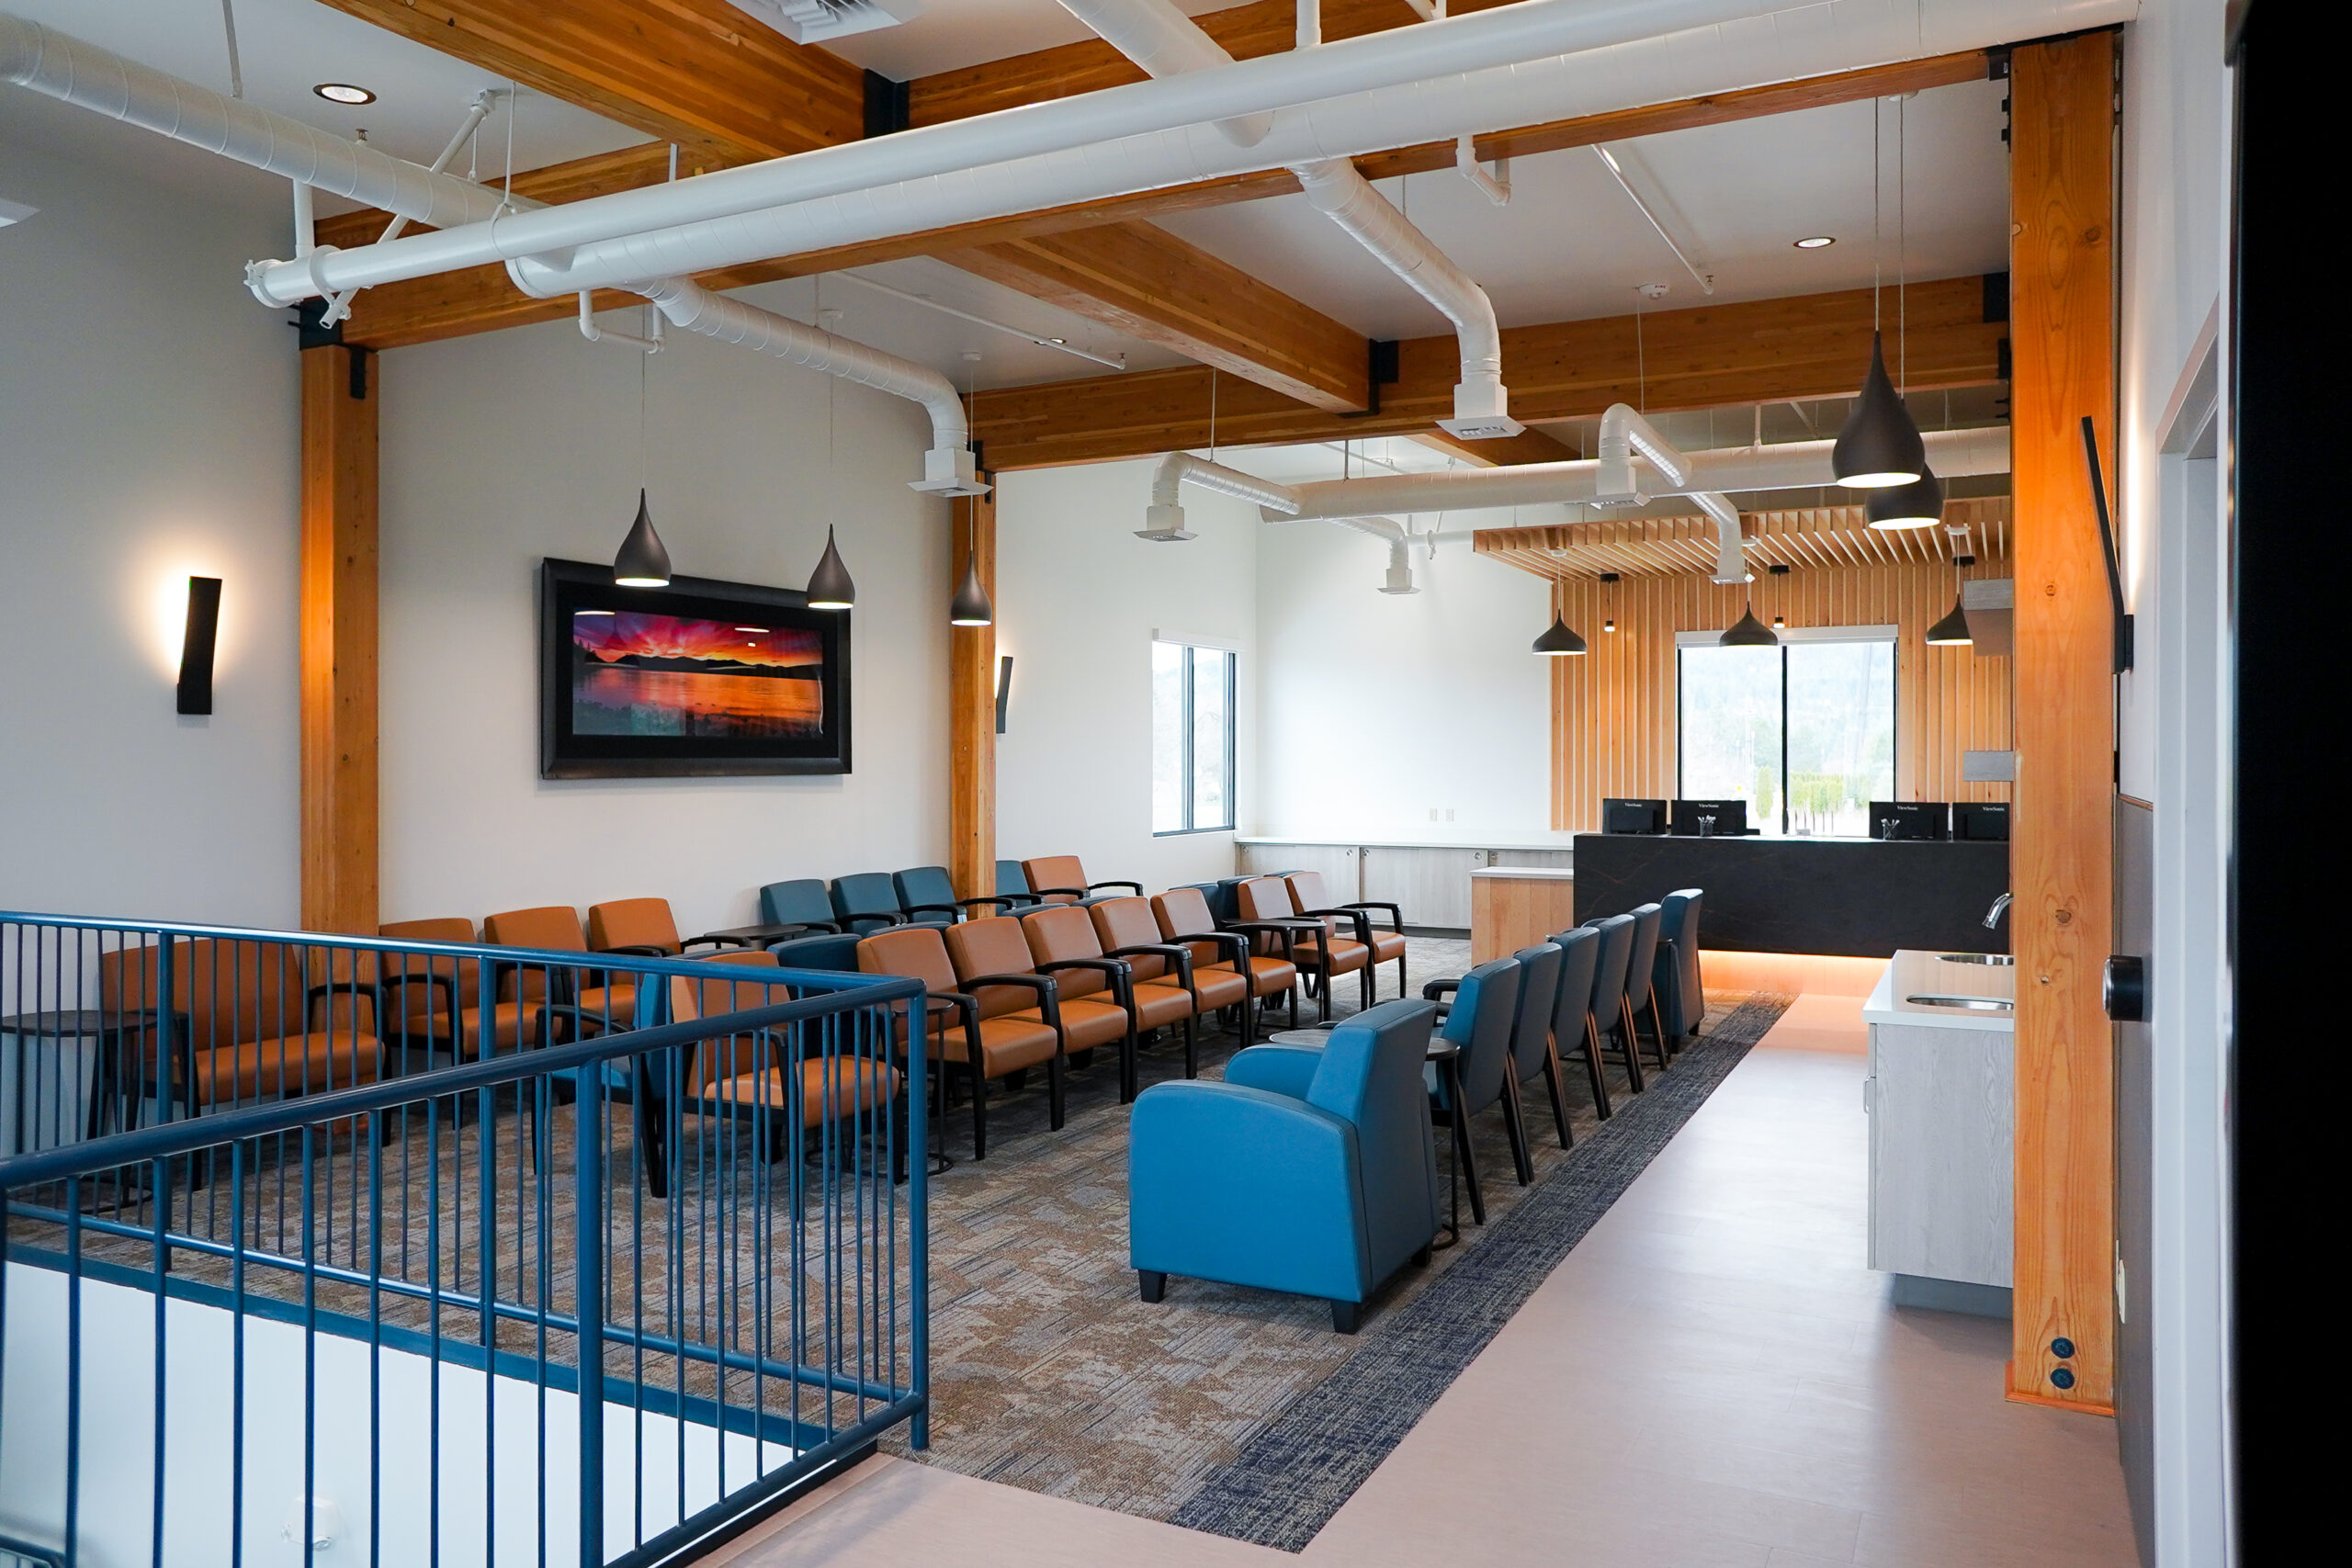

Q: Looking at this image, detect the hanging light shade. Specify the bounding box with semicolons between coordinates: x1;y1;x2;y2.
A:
1532;614;1588;657
806;525;855;609
949;551;993;627
1831;333;1926;489
613;491;672;587
1926;593;1973;645
1720;603;1779;648
1865;466;1944;530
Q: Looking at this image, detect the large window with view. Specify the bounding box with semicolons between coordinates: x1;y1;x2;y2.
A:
1152;639;1236;835
1676;626;1895;837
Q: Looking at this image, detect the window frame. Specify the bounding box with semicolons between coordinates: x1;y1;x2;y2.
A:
1673;625;1898;836
1152;638;1238;837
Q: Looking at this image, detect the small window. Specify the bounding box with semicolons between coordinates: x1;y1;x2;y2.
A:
1152;640;1236;834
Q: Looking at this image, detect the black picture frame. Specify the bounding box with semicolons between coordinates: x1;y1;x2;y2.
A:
537;558;851;778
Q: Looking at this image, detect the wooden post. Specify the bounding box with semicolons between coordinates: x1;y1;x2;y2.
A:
948;488;998;902
300;344;379;934
2007;30;2118;1412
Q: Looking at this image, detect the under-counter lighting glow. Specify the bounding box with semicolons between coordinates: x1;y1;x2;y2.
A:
312;83;376;105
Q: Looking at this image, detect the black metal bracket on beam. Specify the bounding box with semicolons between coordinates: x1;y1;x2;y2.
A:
1340;339;1400;419
293;298;342;350
347;344;370;400
864;70;911;137
1983;272;2011;323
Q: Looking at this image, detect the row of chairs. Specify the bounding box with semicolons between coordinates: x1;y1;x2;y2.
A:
754;856;1143;938
1124;889;1705;1333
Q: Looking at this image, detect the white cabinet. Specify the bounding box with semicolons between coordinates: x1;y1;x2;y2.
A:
1866;1019;2015;1288
1363;847;1484;929
1237;842;1359;894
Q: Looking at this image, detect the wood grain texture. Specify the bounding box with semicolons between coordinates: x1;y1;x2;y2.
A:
948;491;998;903
974;277;2005;468
310;0;864;162
1470;874;1577;965
2005;30;2119;1414
300;347;379;935
945;225;1371;412
1473;502;2016;834
1869;1019;2016;1288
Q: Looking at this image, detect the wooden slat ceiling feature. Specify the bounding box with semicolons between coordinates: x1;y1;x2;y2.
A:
1474;497;2014;581
975;276;2007;468
308;0;1992;368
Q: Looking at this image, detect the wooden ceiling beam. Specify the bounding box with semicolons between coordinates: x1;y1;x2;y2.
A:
972;276;2007;470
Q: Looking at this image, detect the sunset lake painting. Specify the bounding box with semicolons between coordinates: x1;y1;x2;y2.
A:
571;610;824;739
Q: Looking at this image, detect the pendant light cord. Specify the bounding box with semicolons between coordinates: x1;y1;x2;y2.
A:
1897;94;1908;394
1634;288;1647;412
1871;97;1882;332
219;0;243;98
1208;367;1219;464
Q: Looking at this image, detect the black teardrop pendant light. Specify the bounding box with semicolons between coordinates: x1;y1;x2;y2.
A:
1532;613;1588;656
1600;570;1619;632
1720;602;1779;648
1831;333;1925;489
613;491;672;587
1925;594;1973;645
806;525;854;609
949;502;993;627
1865;465;1944;529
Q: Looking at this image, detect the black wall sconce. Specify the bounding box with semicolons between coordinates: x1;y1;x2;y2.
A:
177;576;222;716
995;655;1013;735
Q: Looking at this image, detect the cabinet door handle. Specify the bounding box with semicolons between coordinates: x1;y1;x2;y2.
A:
1862;1077;1875;1112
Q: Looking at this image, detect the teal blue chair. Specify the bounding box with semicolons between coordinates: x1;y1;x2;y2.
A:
1419;956;1521;1226
1128;998;1442;1333
893;864;1025;924
758;879;841;933
1652;888;1705;1045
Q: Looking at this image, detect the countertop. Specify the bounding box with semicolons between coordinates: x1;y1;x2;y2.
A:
1862;949;2017;1032
1238;834;1580;852
1467;865;1575;881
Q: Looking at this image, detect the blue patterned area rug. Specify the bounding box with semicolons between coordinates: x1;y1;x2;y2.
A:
1165;991;1792;1551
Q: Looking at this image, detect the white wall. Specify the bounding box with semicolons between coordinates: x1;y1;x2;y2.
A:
0;129;301;927
377;287;950;937
992;458;1259;892
1253;519;1553;840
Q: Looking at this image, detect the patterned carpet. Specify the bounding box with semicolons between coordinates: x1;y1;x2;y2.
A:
894;935;1791;1536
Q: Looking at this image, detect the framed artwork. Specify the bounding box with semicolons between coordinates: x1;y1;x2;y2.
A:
537;558;850;778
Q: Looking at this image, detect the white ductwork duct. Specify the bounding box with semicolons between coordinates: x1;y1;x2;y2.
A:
0;13;984;495
215;0;2139;310
1143;452;1302;539
1061;0;1517;439
1588;403;1748;581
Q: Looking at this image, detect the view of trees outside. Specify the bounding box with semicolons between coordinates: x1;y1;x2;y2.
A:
1678;637;1895;835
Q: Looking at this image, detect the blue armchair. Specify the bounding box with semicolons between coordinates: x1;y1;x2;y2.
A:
1545;926;1611;1120
1129;998;1442;1333
1419;957;1521;1226
758;878;842;934
1652;888;1705;1044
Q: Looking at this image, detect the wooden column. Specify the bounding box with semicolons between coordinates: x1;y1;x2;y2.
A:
300;344;379;934
947;488;998;902
2007;30;2117;1413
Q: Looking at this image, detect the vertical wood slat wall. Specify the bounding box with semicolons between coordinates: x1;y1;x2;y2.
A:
1546;553;2013;831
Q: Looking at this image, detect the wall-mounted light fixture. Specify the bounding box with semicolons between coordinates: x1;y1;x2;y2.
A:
995;655;1013;734
177;576;222;715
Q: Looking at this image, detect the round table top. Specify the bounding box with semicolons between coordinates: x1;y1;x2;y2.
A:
1264;1026;1456;1060
1;1008;184;1036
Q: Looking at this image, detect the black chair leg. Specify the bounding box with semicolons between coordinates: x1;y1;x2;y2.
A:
1645;996;1673;1070
1289;984;1300;1030
1138;1269;1166;1303
1119;1027;1139;1103
1618;998;1649;1092
1453;1108;1487;1225
970;1064;989;1160
1330;1299;1361;1334
1047;1051;1067;1132
1500;1074;1534;1186
1396;954;1408;1001
1182;1012;1199;1078
1543;1045;1574;1146
1583;1016;1616;1116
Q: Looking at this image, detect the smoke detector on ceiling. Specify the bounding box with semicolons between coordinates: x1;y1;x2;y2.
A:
728;0;922;45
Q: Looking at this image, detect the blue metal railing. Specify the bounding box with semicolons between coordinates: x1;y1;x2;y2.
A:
0;913;929;1567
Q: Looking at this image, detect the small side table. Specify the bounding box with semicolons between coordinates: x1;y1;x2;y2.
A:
1;1010;186;1155
689;922;824;952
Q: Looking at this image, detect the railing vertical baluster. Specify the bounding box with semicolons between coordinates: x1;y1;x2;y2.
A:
575;1067;605;1568
65;1181;83;1567
232;1146;246;1568
301;1127;318;1568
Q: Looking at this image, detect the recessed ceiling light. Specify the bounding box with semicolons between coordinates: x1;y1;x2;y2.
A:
1794;235;1836;249
313;83;376;105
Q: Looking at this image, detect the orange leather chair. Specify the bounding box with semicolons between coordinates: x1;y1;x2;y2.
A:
1022;903;1195;1096
1150;886;1300;1038
587;897;683;956
673;950;899;1168
1019;855;1143;907
99;938;384;1114
1089;897;1243;1060
483;905;636;1043
860;925;1059;1159
377;916;534;1059
1236;875;1368;1021
944;915;1129;1116
1283;871;1408;1002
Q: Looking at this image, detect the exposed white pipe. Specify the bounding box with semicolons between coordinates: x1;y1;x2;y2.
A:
290;180;315;258
1268;425;2011;520
1379;536;1419;593
0;15;985;494
1595;402;1692;499
578;292;664;353
1142;452;1301;539
0;13;508;243
1055;0;1272;145
321;91;496;326
1456;133;1511;206
1690;491;1749;582
1296;0;1320;50
635;276;986;494
219;0;2141;307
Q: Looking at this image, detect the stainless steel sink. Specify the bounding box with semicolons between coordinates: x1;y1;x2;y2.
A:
1905;994;2015;1011
1939;953;2016;965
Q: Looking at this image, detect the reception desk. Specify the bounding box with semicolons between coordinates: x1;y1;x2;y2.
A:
1572;833;2009;959
1468;866;1578;964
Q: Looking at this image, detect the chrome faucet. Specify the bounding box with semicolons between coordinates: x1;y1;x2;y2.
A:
1984;893;2013;930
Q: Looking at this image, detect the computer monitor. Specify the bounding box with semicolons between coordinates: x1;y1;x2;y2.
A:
1868;801;1951;841
1669;799;1748;837
1601;797;1668;835
1951;802;2010;841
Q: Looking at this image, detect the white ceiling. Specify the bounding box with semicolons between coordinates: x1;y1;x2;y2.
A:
0;1;2014;405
